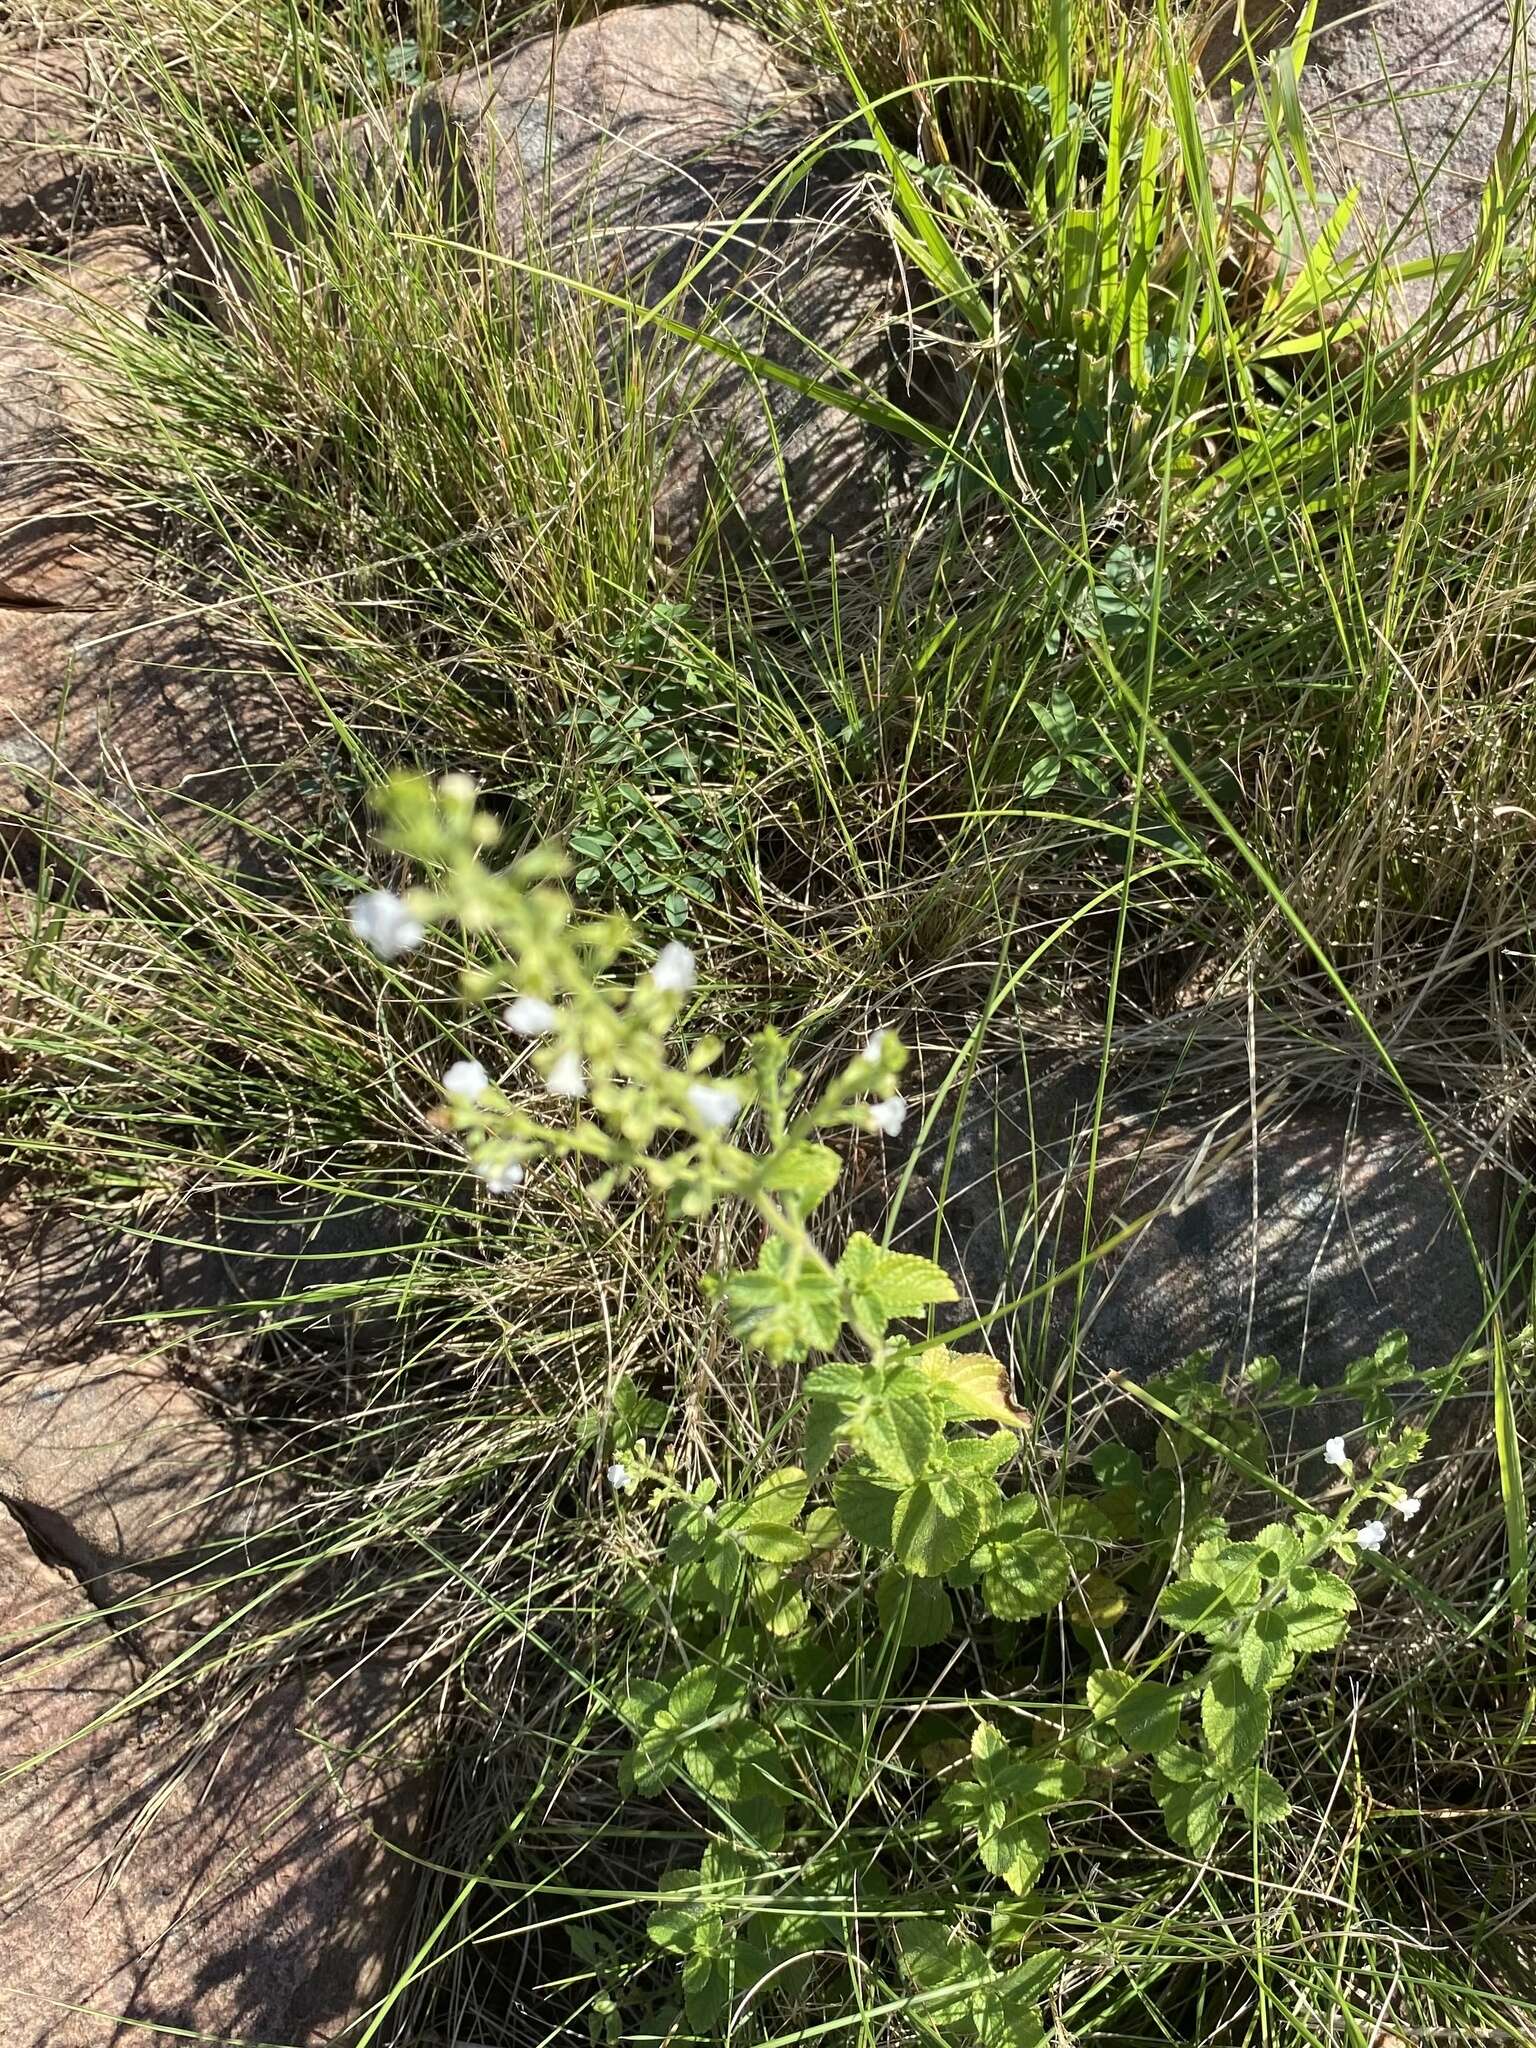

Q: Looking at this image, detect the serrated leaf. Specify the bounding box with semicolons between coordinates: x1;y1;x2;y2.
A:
979;1808;1050;1895
1201;1664;1271;1772
759;1139;844;1221
1237;1611;1293;1690
877;1567;953;1647
1282;1567;1356;1652
1152;1740;1206;1785
722;1239;842;1363
1086;1669;1136;1722
1253;1522;1302;1577
1156;1771;1227;1856
1112;1679;1182;1755
1228;1763;1291;1826
837;1232;958;1337
863;1389;944;1484
892;1475;983;1577
722;1468;811;1563
833;1462;900;1547
750;1565;810;1638
946;1429;1020;1478
1157;1577;1236;1638
918;1347;1032;1429
982;1529;1071;1621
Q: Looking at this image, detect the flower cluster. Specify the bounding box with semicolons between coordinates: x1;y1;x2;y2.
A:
1325;1435;1425;1554
346;776;914;1220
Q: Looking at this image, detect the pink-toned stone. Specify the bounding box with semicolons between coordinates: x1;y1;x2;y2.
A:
0;42;100;242
0;1515;419;2047
0;1203;424;2043
0;231;161;606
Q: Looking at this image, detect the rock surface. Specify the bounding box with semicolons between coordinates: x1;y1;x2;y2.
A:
0;1536;414;2048
0;42;100;244
891;1063;1502;1457
0;229;158;605
1204;0;1529;304
0;1200;422;2045
197;3;902;561
0;605;299;880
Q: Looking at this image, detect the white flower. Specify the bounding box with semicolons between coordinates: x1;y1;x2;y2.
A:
607;1461;632;1492
869;1094;908;1138
443;1058;490;1102
504;994;558;1038
349;889;423;960
687;1081;739;1131
545;1049;587;1099
1323;1435;1349;1470
1397;1494;1422;1520
863;1028;891;1063
476;1157;524;1194
1355;1519;1388;1553
649;941;696;995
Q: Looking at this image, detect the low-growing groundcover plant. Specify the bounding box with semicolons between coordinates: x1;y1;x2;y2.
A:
357;774;1464;2047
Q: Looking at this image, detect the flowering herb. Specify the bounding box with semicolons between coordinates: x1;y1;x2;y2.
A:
352;771;1431;2047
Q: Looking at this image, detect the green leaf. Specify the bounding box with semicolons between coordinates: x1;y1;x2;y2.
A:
1237;1611;1293;1690
960;1722;1083;1898
805;1360;944;1482
1086;1668;1136;1723
892;1475;983;1577
833;1462;900;1548
877;1567;953;1647
682;1950;731;2029
722;1239;843;1363
721;1467;812;1563
1188;1538;1263;1609
1201;1663;1271;1772
749;1564;810;1638
1252;1522;1302;1577
981;1529;1071;1621
1157;1576;1236;1638
1228;1763;1291;1827
979;1807;1050;1896
863;1388;944;1484
1281;1567;1356;1652
917;1347;1031;1428
837;1232;957;1336
1152;1741;1206;1785
1156;1770;1228;1856
759;1139;843;1221
648;1844;746;1953
1112;1679;1182;1755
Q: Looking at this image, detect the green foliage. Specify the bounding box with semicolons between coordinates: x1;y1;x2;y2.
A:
359;776;1431;2043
